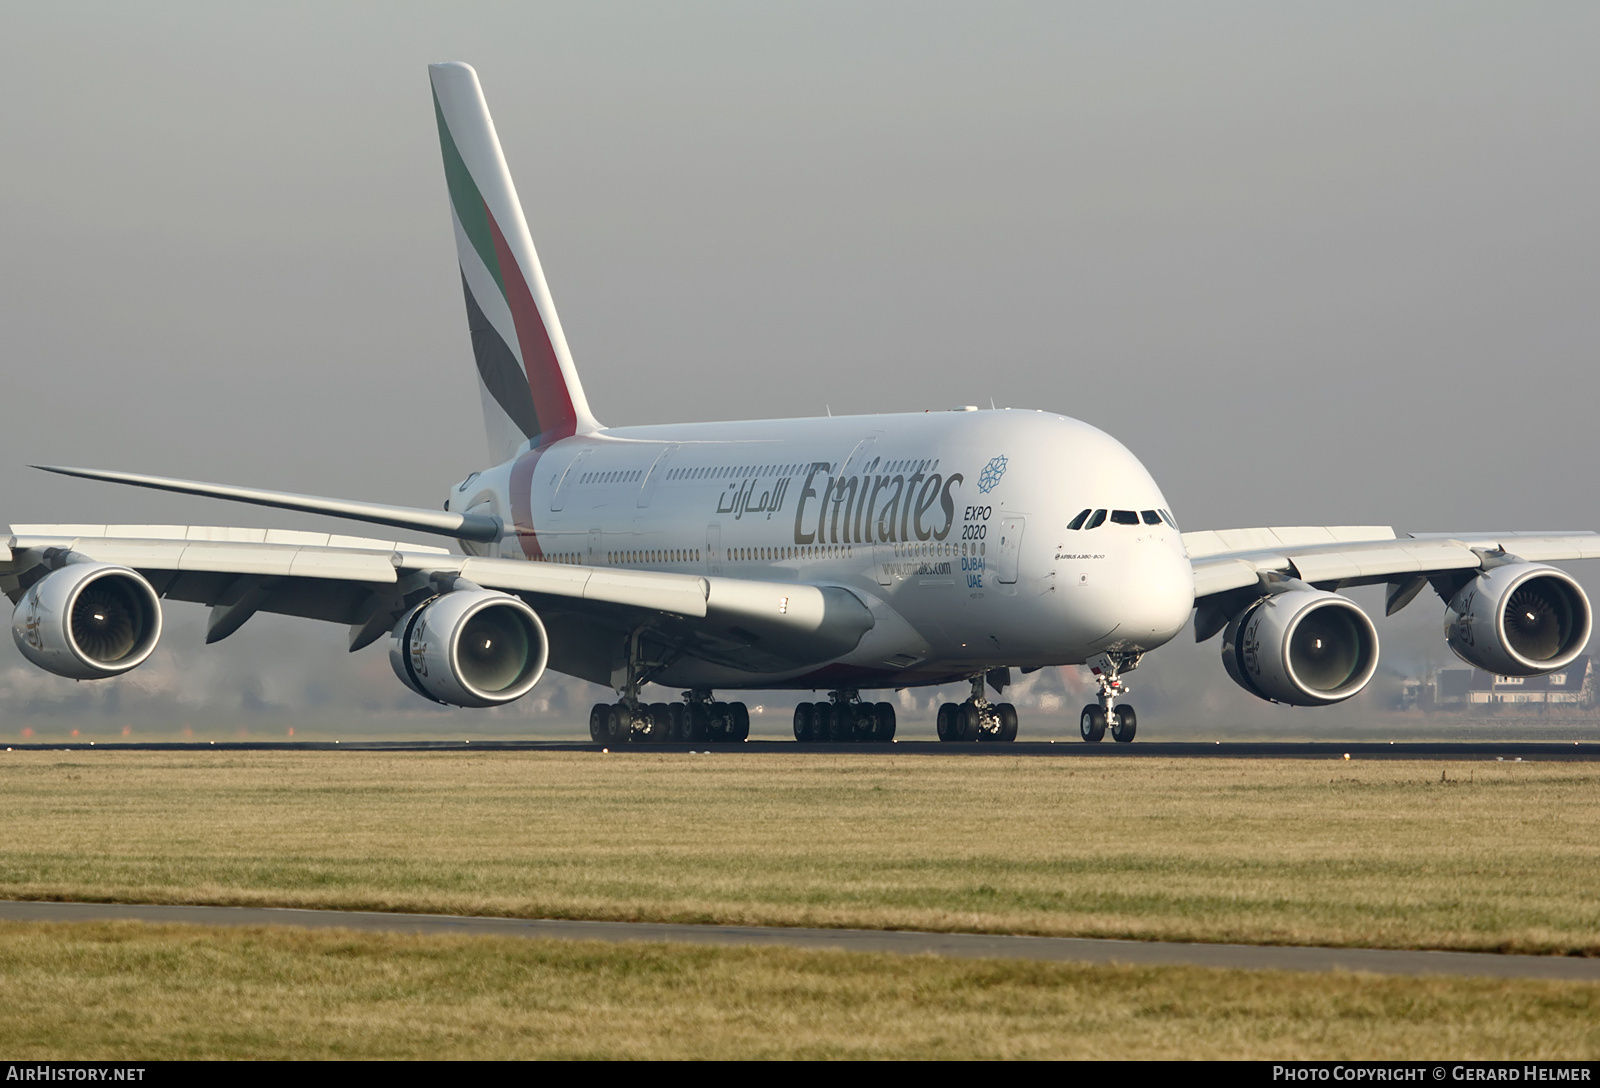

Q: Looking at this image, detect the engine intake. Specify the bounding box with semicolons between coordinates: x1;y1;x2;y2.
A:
389;589;548;707
1445;564;1591;676
11;563;164;679
1221;589;1379;706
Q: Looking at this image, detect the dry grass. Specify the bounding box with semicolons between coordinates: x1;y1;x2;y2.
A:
1;750;1597;954
1;920;1596;1060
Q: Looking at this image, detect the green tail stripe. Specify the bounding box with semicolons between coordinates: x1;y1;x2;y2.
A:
433;89;504;296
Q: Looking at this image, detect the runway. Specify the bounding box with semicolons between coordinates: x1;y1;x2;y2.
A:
2;901;1596;981
6;739;1600;760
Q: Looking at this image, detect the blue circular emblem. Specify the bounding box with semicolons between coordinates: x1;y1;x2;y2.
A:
978;455;1008;494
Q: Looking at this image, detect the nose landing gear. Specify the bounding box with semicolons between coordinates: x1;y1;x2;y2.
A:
1080;651;1142;743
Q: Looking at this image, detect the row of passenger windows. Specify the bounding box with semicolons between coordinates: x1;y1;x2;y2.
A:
580;456;944;486
1067;508;1178;530
537;541;986;567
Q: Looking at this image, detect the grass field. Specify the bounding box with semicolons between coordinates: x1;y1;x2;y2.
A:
2;921;1596;1060
2;748;1597;1059
1;749;1596;953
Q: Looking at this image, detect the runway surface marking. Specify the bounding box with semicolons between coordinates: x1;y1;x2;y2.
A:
3;901;1596;981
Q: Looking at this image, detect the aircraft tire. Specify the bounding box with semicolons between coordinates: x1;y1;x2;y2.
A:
708;702;730;742
647;702;672;742
1111;705;1137;743
873;702;896;742
589;703;611;743
686;704;711;742
958;703;983;742
730;702;750;742
935;702;957;741
997;702;1018;742
606;703;632;745
1080;704;1106;743
794;702;814;742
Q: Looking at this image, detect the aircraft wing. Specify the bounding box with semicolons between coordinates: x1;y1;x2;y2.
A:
1;525;873;680
1184;525;1600;641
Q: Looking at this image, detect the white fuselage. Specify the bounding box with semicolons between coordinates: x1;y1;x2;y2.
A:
447;408;1195;691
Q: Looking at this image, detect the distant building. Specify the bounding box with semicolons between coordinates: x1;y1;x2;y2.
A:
1431;655;1591;706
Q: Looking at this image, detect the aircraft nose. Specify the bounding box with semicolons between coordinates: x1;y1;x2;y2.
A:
1131;539;1195;644
1102;538;1193;650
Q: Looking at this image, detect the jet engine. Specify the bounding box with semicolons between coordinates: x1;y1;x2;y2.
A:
11;563;164;679
1221;589;1379;706
1444;564;1591;676
389;589;548;707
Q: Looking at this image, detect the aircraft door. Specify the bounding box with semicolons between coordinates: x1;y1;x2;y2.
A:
637;443;678;508
706;524;722;574
996;516;1025;584
551;449;592;511
586;529;602;565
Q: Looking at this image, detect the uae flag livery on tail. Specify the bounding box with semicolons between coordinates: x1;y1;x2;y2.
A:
429;62;600;464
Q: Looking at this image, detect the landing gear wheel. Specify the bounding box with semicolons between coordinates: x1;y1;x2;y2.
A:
668;703;686;741
794;702;814;742
936;703;959;742
646;703;671;742
686;703;710;742
829;704;854;743
729;702;750;742
707;702;730;742
1111;705;1137;743
606;703;632;745
873;702;896;742
1079;704;1106;744
996;702;1018;742
589;703;611;743
959;703;984;742
852;704;876;742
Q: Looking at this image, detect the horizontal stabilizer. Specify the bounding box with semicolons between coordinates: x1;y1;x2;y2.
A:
33;466;502;544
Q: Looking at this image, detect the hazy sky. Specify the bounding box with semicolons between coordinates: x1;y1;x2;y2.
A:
3;3;1597;730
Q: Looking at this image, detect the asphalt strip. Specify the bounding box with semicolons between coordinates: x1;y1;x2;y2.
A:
2;901;1596;981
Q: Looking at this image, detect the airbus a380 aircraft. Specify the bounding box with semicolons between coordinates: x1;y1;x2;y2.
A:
6;63;1597;745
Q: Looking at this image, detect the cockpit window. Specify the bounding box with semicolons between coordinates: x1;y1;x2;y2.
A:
1110;510;1139;525
1085;509;1107;529
1067;509;1091;530
1141;510;1161;525
1160;509;1179;530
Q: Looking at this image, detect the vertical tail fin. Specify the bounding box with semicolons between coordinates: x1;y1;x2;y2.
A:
429;62;601;462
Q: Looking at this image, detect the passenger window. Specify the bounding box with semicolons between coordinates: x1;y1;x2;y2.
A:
1067;509;1091;530
1142;510;1161;525
1111;510;1138;525
1086;509;1107;529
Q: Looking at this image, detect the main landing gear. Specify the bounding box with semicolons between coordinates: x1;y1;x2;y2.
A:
589;689;751;745
935;674;1018;743
587;633;750;745
1079;651;1141;744
793;691;896;743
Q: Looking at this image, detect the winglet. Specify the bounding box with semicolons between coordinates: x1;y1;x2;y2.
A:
429;62;602;463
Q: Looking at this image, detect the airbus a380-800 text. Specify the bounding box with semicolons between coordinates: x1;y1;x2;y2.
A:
7;63;1596;744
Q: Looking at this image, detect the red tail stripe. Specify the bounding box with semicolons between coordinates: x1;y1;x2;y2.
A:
485;202;577;445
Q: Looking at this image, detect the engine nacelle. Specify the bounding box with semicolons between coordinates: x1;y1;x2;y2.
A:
389;589;548;707
1221;589;1380;706
1444;564;1591;677
11;563;163;679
